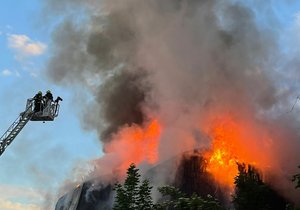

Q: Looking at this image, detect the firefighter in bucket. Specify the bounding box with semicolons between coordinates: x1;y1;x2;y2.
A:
33;91;44;112
32;90;63;121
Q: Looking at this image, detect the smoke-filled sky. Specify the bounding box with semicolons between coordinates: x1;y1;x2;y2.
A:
1;0;300;209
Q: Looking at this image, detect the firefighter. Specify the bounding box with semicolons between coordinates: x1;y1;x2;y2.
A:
44;90;53;107
33;91;43;112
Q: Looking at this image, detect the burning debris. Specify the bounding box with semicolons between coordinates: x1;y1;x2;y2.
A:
45;0;300;207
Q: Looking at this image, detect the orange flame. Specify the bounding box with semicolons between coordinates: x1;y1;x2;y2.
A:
203;114;271;189
105;119;162;173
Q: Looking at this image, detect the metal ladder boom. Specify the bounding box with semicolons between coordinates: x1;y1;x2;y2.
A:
0;101;34;156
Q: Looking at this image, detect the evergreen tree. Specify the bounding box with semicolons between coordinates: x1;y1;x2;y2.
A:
289;166;300;210
113;183;128;210
157;185;225;210
292;166;300;189
114;163;225;210
113;163;141;210
233;163;287;210
124;163;141;209
137;179;153;210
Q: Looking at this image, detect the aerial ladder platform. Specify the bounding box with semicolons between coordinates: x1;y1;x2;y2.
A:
0;96;61;156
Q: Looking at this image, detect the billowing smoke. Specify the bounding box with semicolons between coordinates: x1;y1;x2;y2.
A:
45;0;300;204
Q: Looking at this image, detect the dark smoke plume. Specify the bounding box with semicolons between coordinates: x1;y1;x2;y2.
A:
93;69;149;141
46;0;278;142
45;0;300;203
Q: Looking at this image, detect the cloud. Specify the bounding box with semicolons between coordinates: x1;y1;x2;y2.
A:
15;71;21;77
8;34;47;57
0;184;44;201
295;11;300;27
30;72;38;78
0;198;42;210
2;69;12;76
5;25;12;30
1;69;21;77
0;184;45;210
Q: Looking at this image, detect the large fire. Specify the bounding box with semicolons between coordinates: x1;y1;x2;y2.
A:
105;119;162;173
203;114;271;189
104;112;272;189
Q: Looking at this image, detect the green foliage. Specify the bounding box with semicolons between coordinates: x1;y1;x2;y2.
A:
156;186;225;210
137;179;154;210
124;163;140;208
286;203;300;210
113;163;153;210
287;166;300;210
233;163;288;210
113;163;225;210
158;185;185;199
233;163;271;210
113;183;128;210
292;166;300;189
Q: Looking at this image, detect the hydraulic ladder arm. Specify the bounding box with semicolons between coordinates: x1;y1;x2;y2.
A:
0;100;35;156
0;96;61;157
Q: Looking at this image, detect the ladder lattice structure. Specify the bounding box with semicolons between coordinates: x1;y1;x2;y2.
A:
0;100;34;156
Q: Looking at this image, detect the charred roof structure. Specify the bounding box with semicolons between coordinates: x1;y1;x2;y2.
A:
56;151;290;210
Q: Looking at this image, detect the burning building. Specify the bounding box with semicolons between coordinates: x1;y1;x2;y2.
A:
55;150;290;209
45;0;300;208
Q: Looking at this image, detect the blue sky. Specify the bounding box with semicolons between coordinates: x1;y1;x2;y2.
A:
0;1;101;209
0;0;300;209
